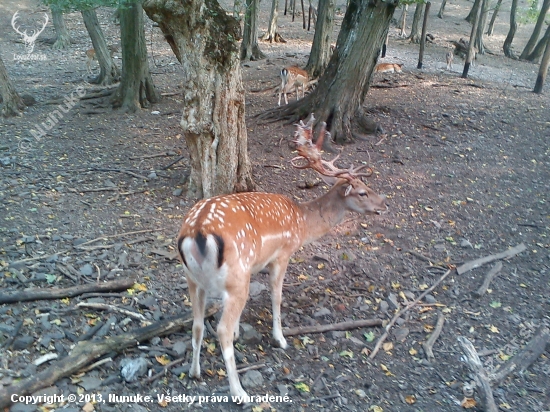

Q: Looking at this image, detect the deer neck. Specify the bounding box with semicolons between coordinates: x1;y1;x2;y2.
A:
297;186;347;245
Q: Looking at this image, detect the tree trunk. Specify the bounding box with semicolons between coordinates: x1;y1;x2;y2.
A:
486;0;503;36
305;0;336;78
112;2;158;112
418;1;432;69
503;0;518;58
234;0;245;22
438;0;447;18
533;28;550;93
526;24;550;62
520;0;550;60
51;7;72;50
262;0;285;42
398;4;408;37
240;0;266;60
142;0;254;198
475;0;489;54
462;0;482;78
409;2;425;44
0;54;25;117
81;8;119;85
259;0;398;146
465;0;476;23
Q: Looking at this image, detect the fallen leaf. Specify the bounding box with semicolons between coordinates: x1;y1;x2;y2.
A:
461;397;477;408
409;348;418;356
155;355;171;366
294;382;310;393
369;405;383;412
82;402;95;412
405;395;416;404
364;331;375;342
382;342;393;352
340;349;354;358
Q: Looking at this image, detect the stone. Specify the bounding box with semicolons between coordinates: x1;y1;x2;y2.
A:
172;340;187;356
120;357;148;382
240;323;262;344
241;370;264;389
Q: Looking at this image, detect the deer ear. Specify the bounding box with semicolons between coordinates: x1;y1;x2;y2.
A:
319;174;338;186
344;185;352;197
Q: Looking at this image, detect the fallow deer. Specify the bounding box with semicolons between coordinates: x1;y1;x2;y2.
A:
446;50;454;70
278;66;309;106
176;115;387;402
86;44;118;74
374;63;403;73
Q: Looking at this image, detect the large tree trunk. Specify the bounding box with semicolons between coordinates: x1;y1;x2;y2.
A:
409;2;425;43
143;0;254;198
262;0;285;42
240;0;266;60
305;0;336;78
526;24;550;62
520;0;550;59
533;28;550;93
82;8;120;85
0;54;25;117
462;0;482;78
259;0;398;146
51;7;72;50
486;0;503;36
475;0;488;54
503;0;518;58
112;2;158;112
437;0;447;19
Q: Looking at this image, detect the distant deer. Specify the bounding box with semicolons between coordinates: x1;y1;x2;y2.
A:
278;66;309;106
375;63;403;73
86;44;118;74
446;50;454;70
11;11;49;54
176;115;387;402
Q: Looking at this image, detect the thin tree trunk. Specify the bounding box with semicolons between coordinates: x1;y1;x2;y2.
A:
0;54;25;117
475;0;489;54
51;7;72;49
520;0;550;59
409;2;425;43
112;2;158;112
533;28;550;93
81;8;119;85
438;0;447;18
462;0;482;78
486;0;502;36
240;0;266;60
398;4;408;37
418;1;432;69
526;24;550;62
305;0;336;78
503;0;518;58
262;0;285;42
143;0;254;198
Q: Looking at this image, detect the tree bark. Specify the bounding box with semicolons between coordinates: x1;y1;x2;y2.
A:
437;0;447;19
526;24;550;62
143;0;254;198
398;4;408;37
533;30;550;93
409;2;425;43
51;6;72;50
240;0;266;60
305;0;336;78
258;0;398;146
262;0;285;42
520;0;550;60
475;0;488;54
503;0;518;58
112;1;158;112
486;0;502;36
462;0;482;78
81;8;120;85
417;1;431;69
0;54;25;117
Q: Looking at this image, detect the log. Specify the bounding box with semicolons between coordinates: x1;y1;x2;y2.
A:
456;243;526;275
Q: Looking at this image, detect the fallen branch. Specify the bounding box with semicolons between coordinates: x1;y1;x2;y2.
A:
473;261;503;297
75;229;161;248
422;313;445;362
0;305;219;409
76;302;147;322
0;278;135;304
283;318;382;336
488;325;550;386
407;249;434;263
9;250;70;266
457;336;498;412
237;362;266;374
369;269;452;360
456;243;526;275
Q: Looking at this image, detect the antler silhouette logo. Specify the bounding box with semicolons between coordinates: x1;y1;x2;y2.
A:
11;11;49;54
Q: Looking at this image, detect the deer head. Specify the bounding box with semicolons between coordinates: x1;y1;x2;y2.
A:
11;11;49;54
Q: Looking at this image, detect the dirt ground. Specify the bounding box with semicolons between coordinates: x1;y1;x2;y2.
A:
1;0;549;411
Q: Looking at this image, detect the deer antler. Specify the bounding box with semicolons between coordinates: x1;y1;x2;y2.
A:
31;13;49;41
291;114;373;181
11;11;26;37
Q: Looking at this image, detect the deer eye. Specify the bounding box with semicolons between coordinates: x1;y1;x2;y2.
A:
359;192;368;197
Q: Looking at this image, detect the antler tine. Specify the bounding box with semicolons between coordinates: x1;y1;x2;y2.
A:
11;11;25;36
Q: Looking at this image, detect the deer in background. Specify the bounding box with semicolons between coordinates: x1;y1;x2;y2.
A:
176;114;387;402
278;66;309;106
446;50;454;70
86;44;118;74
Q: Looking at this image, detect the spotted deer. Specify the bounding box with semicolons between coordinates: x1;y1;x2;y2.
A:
176;115;387;402
278;66;309;106
86;44;118;74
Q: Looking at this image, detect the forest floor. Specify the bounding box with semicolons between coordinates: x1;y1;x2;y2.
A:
0;0;549;411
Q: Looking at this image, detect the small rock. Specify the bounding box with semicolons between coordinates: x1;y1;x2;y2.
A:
387;293;399;310
379;301;389;313
172;188;183;196
313;307;331;318
241;370;264;389
72;238;87;246
249;281;267;297
79;376;103;391
277;384;289;396
424;294;437;304
393;327;409;342
148;171;157;179
79;264;93;276
12;336;34;350
172;340;187;356
120;357;148;382
354;389;367;398
433;244;446;252
240;323;262;344
172;364;191;376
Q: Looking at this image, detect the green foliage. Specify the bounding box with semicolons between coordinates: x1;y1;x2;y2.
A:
41;0;121;12
518;0;542;24
400;0;425;6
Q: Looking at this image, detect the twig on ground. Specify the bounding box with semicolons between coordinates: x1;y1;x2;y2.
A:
9;250;70;266
130;152;173;160
422;312;446;362
33;353;58;366
146;357;187;382
456;243;526;275
79;357;113;373
369;269;452;360
407;249;434;263
473;261;503;297
283;318;382;336
237;363;266;374
76;302;147;322
162;155;185;170
457;336;498;412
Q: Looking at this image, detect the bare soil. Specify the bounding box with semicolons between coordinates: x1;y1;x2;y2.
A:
1;0;549;411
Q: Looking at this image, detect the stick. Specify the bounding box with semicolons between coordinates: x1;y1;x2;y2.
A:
457;336;498;412
76;302;147;322
407;249;434;263
79;357;113;373
162;155;185;170
369;269;452;360
283;318;382;336
422;313;445;362
456;243;526;275
488;325;550;386
146;357;187;382
237;362;266;374
0;305;219;409
129;152;173;160
9;250;70;266
473;261;503;297
75;229;161;247
0;278;135;304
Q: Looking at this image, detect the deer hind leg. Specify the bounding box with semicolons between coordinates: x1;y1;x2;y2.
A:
217;292;249;399
188;277;206;380
268;259;289;349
